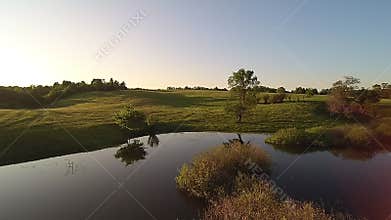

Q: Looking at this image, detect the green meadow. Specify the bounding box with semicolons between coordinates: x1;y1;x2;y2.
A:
0;89;389;165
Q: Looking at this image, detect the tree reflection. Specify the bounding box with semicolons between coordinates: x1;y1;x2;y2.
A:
330;146;389;161
115;134;160;166
269;142;390;161
115;140;147;166
147;134;160;147
223;133;248;147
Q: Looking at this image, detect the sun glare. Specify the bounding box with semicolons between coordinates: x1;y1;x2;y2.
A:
0;48;49;86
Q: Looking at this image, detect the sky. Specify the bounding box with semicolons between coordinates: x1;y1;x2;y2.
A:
1;0;391;90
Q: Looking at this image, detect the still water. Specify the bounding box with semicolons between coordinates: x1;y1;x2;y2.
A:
0;132;390;220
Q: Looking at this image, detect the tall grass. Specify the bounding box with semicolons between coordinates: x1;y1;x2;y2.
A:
204;176;337;220
266;122;391;149
176;141;270;200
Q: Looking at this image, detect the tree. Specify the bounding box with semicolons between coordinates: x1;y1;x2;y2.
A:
120;81;127;90
294;87;305;94
114;104;148;132
91;79;104;90
226;69;260;122
328;76;380;118
277;87;286;94
319;88;330;95
305;89;314;97
262;94;270;104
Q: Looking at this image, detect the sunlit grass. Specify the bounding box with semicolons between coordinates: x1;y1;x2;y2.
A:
0;90;386;165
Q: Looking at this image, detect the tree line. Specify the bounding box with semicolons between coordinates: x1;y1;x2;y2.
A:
225;68;390;122
167;86;228;91
0;78;127;108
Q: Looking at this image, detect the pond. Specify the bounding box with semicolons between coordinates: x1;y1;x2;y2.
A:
0;132;390;219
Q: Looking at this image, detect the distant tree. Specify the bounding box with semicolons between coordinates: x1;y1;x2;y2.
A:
328;76;381;118
277;87;286;94
374;83;391;98
0;77;127;108
254;85;277;93
294;87;306;94
384;83;391;98
120;81;127;90
372;84;381;91
305;89;313;97
269;93;286;103
262;94;270;104
91;79;104;90
305;89;315;97
226;69;260;123
319;89;330;95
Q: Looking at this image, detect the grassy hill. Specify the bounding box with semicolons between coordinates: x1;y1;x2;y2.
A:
0;89;385;165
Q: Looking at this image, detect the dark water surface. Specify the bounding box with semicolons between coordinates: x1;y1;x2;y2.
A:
0;132;390;220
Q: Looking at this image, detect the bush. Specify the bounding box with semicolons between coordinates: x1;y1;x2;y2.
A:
269;93;286;103
305;126;335;147
373;117;391;138
327;76;381;119
261;93;270;104
341;125;372;146
204;176;334;220
176;142;270;200
265;128;309;146
267;124;384;149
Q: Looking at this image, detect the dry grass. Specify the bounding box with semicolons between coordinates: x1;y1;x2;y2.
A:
204;176;335;220
176;142;270;200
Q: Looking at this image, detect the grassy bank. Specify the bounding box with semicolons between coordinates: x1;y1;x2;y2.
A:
0;90;388;165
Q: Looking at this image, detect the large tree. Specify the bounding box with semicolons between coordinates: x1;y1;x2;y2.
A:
226;69;260;123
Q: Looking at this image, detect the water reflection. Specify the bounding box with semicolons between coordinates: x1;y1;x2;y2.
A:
330;146;390;161
115;135;160;166
64;159;77;176
270;142;390;161
115;140;146;166
147;134;160;147
1;132;390;220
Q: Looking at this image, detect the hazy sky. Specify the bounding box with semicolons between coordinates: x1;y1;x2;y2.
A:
1;0;391;90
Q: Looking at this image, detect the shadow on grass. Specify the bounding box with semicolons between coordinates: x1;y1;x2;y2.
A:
51;90;228;108
0;121;194;166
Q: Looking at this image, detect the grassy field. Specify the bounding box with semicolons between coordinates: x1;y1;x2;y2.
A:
0;90;388;165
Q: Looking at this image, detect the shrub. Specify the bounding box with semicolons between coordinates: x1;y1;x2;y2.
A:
267;124;383;148
305;126;341;148
269;93;286;103
204;176;334;220
373;117;391;138
261;93;270;104
342;125;372;146
327;76;380;119
176;142;270;200
265;128;309;146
